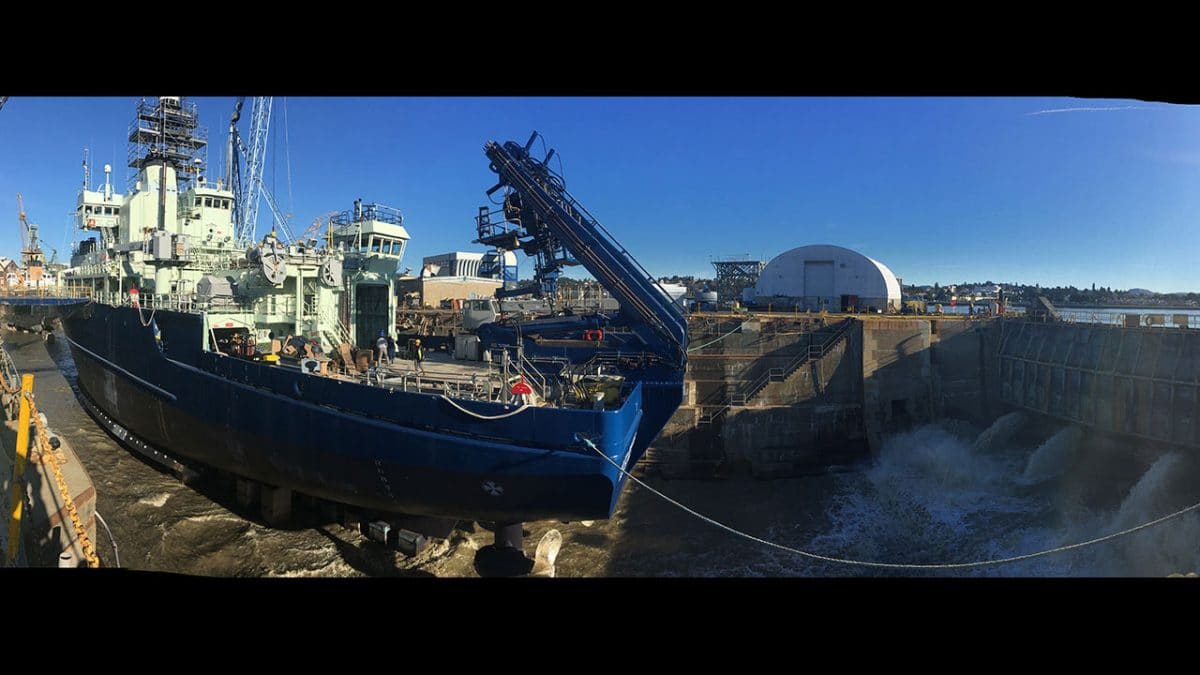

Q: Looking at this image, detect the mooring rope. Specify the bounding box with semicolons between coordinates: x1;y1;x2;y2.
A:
94;511;120;568
438;395;531;420
687;321;748;353
578;436;1200;570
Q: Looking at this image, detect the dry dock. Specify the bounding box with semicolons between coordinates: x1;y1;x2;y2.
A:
5;328;841;576
6;313;1195;576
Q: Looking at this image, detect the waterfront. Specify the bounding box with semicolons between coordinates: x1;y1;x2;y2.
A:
6;328;1195;576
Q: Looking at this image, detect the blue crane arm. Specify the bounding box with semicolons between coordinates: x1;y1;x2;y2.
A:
484;135;688;366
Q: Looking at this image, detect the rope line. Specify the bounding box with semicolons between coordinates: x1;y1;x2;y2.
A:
95;511;120;568
579;436;1200;570
438;395;530;420
687;321;748;353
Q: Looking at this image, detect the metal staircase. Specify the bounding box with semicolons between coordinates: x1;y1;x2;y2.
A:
698;319;853;425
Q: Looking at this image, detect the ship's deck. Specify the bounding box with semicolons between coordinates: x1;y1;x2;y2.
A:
260;349;623;410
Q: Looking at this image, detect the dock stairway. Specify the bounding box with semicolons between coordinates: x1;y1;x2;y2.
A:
698;318;853;425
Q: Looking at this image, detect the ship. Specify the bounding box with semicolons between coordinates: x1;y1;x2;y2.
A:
58;96;687;557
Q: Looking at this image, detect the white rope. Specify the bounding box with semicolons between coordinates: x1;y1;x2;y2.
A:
135;302;156;328
687;321;747;353
94;511;120;568
439;395;530;420
579;436;1200;570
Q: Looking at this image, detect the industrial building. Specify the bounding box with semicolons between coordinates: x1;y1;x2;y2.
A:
421;251;518;282
749;244;901;312
396;250;519;309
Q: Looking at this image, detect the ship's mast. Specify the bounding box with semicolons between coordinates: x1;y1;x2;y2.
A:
127;96;207;198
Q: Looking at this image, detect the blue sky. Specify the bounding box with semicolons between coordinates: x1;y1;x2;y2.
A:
2;97;1198;291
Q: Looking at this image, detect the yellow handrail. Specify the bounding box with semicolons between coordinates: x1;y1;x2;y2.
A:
4;375;32;566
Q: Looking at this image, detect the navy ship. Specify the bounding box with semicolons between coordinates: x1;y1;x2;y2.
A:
59;97;687;551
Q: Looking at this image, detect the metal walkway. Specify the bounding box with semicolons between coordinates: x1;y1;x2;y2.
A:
0;288;91;306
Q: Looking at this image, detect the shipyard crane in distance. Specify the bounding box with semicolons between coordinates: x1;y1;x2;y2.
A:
14;193;45;287
16;192;29;256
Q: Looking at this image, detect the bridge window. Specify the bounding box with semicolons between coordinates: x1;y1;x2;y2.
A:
205;197;213;208
370;237;383;253
84;206;92;214
222;199;230;209
195;197;202;207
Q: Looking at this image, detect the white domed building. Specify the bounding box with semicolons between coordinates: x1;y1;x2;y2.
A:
748;244;901;312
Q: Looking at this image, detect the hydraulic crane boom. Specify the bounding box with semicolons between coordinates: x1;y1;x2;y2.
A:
483;133;688;366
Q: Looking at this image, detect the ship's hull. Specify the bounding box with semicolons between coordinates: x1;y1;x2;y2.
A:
61;303;681;522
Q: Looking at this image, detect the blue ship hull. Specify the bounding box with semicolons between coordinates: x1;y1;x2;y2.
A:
61;303;682;522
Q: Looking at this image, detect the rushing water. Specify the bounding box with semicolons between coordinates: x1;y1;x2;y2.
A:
14;330;1199;576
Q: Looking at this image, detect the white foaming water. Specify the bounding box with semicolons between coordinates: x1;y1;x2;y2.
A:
796;419;1200;576
969;411;1027;455
1102;453;1200;575
1021;426;1083;484
802;422;1041;575
137;493;172;508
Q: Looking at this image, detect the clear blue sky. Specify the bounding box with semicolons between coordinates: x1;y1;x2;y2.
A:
2;97;1198;291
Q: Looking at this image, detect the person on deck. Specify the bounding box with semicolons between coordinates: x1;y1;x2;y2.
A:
413;338;425;374
376;330;390;366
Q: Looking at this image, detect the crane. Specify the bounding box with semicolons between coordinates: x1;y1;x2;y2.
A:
482;132;688;365
14;193;43;288
227;97;296;245
239;97;271;244
292;210;339;247
16;192;28;255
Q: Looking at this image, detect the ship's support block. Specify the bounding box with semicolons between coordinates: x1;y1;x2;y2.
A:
260;485;292;526
235;478;260;509
473;521;534;577
363;520;431;556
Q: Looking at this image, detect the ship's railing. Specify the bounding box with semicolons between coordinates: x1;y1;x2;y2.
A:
87;289;255;315
373;371;500;402
0;285;92;300
330;203;404;227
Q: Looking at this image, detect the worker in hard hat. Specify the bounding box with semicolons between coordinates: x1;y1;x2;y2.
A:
413;338;425;374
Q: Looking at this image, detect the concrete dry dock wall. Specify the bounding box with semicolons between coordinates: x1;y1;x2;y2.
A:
652;317;866;476
998;321;1200;447
649;315;1003;476
861;317;1001;449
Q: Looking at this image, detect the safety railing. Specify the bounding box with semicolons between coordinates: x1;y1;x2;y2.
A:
0;285;92;300
698;318;853;424
1049;309;1200;329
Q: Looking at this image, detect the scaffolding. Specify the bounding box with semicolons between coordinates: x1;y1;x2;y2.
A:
126;97;208;191
711;254;765;303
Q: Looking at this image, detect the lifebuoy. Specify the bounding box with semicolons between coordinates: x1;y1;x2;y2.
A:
86;218;96;227
583;329;604;342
